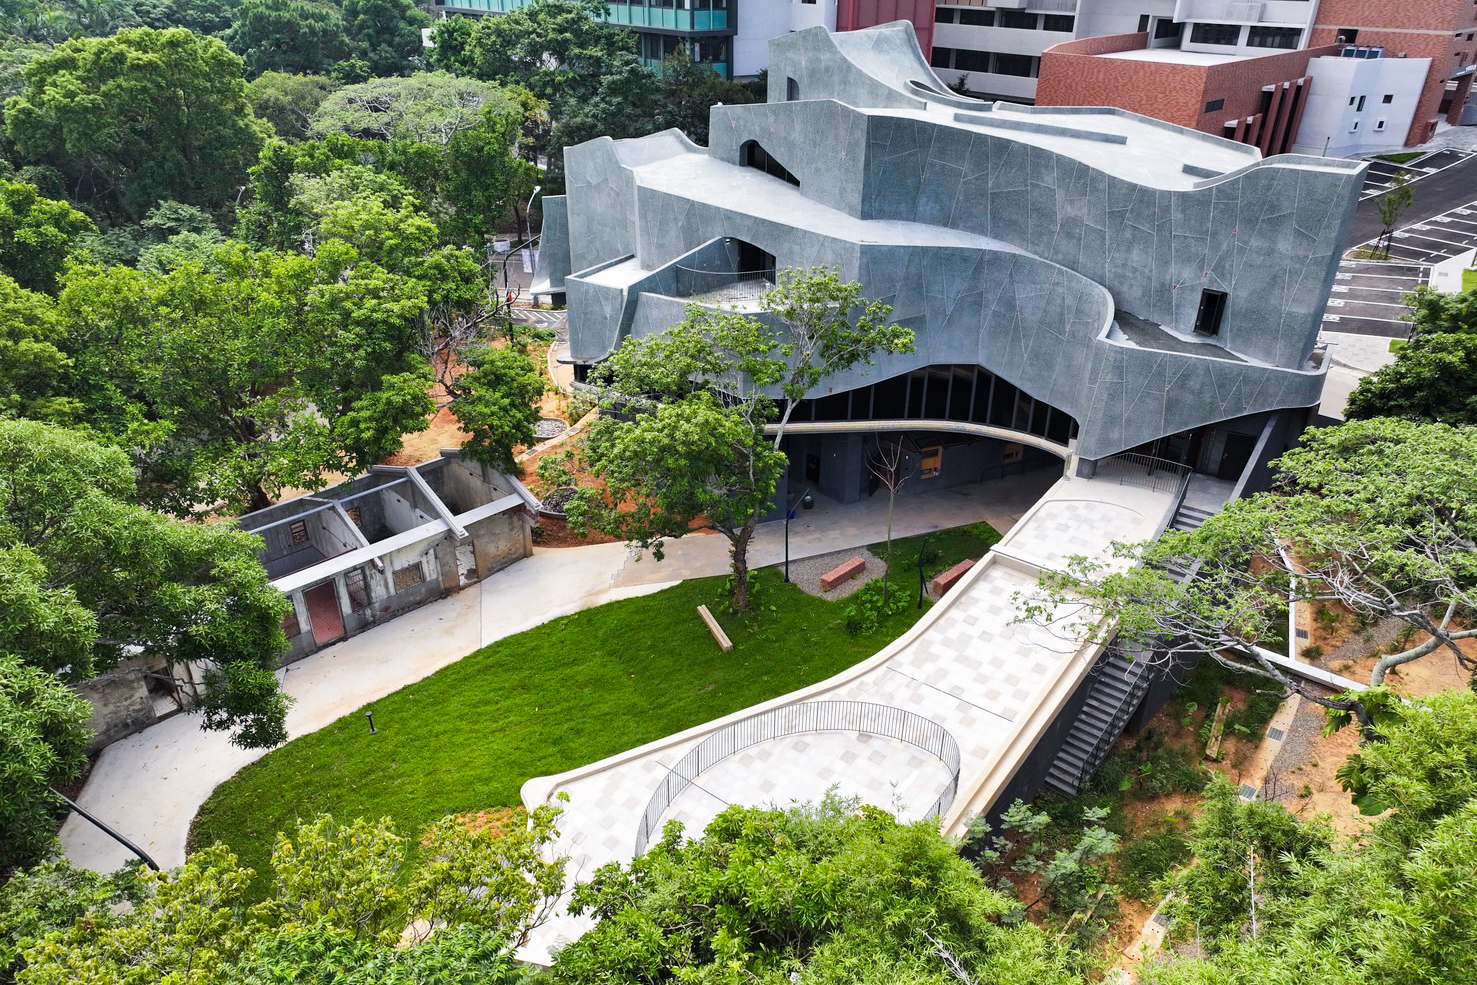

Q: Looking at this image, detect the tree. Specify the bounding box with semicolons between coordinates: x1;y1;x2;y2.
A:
0;418;292;748
127;0;240;35
426;15;476;76
566;268;910;611
0;180;93;294
650;46;755;145
0;275;76;422
0;657;92;874
16;808;566;985
1017;418;1477;734
1346;331;1477;425
465;0;637;106
224;0;351;78
342;0;428;78
246;72;340;141
4;29;267;222
1375;169;1414;260
1399;283;1477;339
442;345;545;471
0;859;143;982
552;796;1078;985
864;436;916;604
309;72;521;148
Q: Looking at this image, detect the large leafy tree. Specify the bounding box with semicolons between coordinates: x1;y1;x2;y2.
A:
342;0;427;78
3;29;267;222
309;72;520;148
0;179;93;294
246;72;340;141
15;807;565;984
0;657;91;874
1018;418;1477;734
553;796;1078;985
1346;331;1477;425
0;274;75;422
564;268;910;611
224;0;351;78
0;418;292;749
1148;690;1477;985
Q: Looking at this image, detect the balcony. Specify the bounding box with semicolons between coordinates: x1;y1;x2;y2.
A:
602;3;728;31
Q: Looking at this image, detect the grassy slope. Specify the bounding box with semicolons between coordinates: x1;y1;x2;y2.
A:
190;524;1002;891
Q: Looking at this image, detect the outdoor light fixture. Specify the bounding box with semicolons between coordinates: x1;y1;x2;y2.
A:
366;711;379;735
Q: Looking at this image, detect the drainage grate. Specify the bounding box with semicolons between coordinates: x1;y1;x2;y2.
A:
1295;628;1309;640
1267;727;1285;742
1238;784;1258;801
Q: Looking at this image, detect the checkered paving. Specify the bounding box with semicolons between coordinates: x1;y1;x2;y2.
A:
521;479;1174;964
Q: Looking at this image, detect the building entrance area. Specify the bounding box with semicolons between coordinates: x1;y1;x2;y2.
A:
304;582;346;647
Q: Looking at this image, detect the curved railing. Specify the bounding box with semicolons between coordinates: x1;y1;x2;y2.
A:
673;265;775;303
1093;452;1192;495
634;700;962;855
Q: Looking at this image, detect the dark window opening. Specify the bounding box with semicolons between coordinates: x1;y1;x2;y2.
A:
1247;25;1298;48
935;6;955;22
994;52;1037;77
1194;289;1227;337
930;46;954;68
1154;18;1182;39
1190;22;1240;45
955;48;989;72
958;8;993;25
1382;93;1393;103
289;519;309;545
741;140;800;187
1205;98;1225;112
1337;28;1358;43
1137;13;1149;32
1043;14;1074;31
999;10;1036;29
345;569;370;612
786;76;799;101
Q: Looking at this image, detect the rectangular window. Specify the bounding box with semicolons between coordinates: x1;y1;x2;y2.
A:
289;519;309;545
994;52;1036;76
1247;26;1298;48
1190;22;1240;45
786;76;799;100
999;10;1036;29
934;6;955;22
345;506;362;527
1043;14;1074;31
1194;289;1227;337
919;446;943;479
282;610;301;637
393;563;425;593
1338;28;1358;44
1137;13;1149;31
1382;93;1394;103
958;8;993;25
1205;98;1225;112
1356;94;1366;111
955;48;990;72
1375;118;1387;131
345;569;370;612
1351;120;1360;131
1154;18;1182;39
929;46;954;69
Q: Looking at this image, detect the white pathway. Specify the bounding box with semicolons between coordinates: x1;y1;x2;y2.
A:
519;477;1176;964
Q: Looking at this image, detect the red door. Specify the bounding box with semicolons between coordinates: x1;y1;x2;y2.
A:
305;582;346;647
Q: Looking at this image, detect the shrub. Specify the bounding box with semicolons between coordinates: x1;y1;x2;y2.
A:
1118;829;1191;900
843;580;908;635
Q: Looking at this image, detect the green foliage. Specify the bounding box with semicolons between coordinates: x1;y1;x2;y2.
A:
246;72;340;141
342;0;427;78
1346;331;1477;425
1118;828;1191;900
0;179;93;293
553;796;1078;985
0;419;291;748
844;578;910;635
446;345;545;471
0;859;144;982
0;656;91;874
0;275;75;422
225;0;351;78
4;28;267;222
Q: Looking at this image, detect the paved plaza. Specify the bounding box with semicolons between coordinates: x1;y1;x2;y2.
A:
519;476;1177;963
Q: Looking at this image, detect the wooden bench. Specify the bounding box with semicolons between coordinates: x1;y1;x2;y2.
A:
820;557;867;592
928;559;976;598
697;604;733;652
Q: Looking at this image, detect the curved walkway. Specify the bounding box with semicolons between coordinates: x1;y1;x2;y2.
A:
60;473;1056;874
518;476;1177;963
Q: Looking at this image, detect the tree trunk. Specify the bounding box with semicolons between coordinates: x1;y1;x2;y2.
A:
730;526;755;613
248;484;272;513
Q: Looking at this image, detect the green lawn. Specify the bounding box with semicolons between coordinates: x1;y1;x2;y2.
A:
1463;268;1477;293
190;523;1002;895
1375;151;1424;164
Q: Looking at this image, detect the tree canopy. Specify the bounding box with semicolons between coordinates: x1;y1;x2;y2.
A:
562;268;911;610
224;0;350;78
3;28;266;222
0;657;91;874
0;418;292;748
1019;417;1477;731
0;179;93;293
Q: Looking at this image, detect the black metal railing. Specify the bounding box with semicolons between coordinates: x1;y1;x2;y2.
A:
673;265;775;303
1093;452;1193;494
634;700;962;855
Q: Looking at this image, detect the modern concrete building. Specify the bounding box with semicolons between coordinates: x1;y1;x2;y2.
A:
237;452;538;660
534;23;1364;511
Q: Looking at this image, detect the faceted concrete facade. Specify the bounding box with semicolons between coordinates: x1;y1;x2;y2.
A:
535;23;1366;463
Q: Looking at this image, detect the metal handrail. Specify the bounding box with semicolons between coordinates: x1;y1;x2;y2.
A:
1094;452;1193;494
634;700;962;855
673;265;775;301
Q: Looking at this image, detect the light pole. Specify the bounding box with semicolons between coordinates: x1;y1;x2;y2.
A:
782;486;812;582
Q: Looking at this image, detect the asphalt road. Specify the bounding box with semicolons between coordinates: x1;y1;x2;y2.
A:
1346;151;1477;247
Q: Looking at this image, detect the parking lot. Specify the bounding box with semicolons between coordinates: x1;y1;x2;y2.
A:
1322;260;1425;337
1358;150;1471;200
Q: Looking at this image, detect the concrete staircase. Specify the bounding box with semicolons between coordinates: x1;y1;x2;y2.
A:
1041;497;1216;798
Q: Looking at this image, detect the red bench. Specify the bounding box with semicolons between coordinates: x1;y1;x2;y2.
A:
820;557;867;592
929;559;976;598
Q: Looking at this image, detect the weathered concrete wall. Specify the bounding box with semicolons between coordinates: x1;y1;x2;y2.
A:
75;672;156;753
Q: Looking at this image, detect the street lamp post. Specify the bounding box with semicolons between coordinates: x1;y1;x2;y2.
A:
782;486;812;583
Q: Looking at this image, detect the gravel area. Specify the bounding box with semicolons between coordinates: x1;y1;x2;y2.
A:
1264;698;1325;802
772;547;886;600
533;417;568;440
